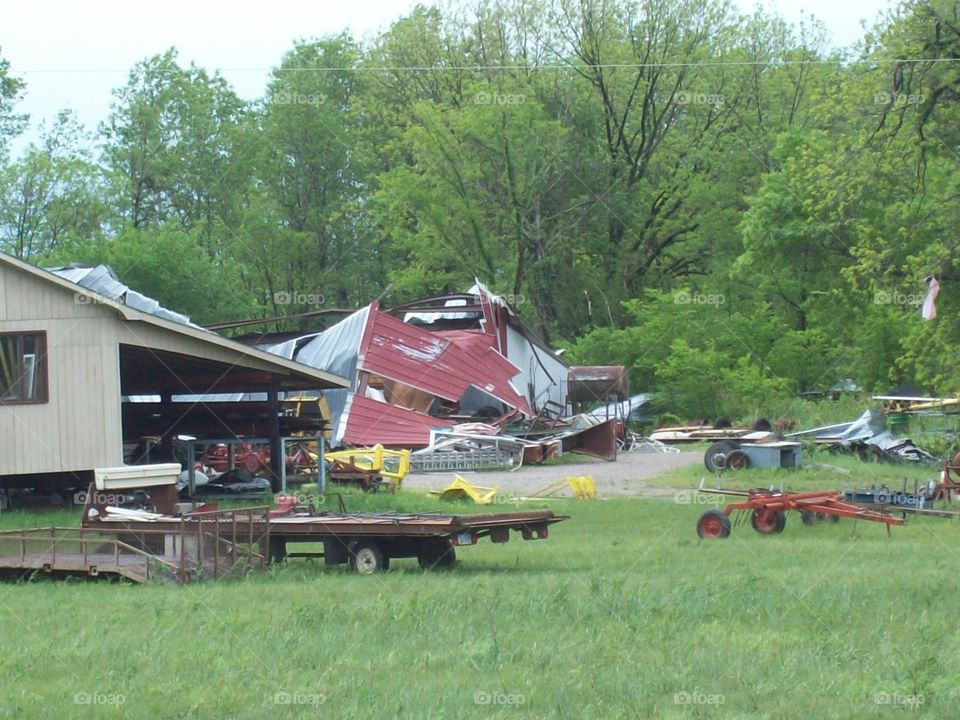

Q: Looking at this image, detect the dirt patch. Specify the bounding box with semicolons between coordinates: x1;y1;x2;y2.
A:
402;450;703;498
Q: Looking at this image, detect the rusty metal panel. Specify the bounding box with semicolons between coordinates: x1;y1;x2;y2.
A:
359;305;532;414
567;366;630;402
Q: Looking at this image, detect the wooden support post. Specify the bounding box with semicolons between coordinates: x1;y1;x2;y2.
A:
268;382;282;493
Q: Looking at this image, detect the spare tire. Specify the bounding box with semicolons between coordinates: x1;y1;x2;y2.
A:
751;418;772;432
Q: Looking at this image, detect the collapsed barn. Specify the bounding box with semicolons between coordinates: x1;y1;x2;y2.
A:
1;256;631;500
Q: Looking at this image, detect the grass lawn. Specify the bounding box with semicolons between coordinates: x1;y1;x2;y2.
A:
0;466;958;719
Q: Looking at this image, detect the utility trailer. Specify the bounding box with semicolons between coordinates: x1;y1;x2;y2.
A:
71;465;567;577
264;509;561;572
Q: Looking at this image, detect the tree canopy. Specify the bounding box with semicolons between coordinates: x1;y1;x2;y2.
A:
3;1;960;419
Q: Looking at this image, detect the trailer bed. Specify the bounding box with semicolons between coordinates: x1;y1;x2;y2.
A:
80;505;568;575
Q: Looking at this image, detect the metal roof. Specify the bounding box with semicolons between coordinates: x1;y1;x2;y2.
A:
340;394;455;447
358;304;532;413
46;263;198;328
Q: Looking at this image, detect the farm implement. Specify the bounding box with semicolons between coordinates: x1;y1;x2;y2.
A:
695;486;904;539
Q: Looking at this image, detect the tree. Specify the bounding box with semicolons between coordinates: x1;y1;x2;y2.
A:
0;48;26;159
101;48;251;250
0;111;107;259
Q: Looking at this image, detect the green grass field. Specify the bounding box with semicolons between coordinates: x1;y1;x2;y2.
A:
0;457;958;719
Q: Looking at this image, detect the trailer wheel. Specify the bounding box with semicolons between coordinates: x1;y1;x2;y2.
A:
751;509;786;534
349;541;387;574
704;442;736;472
418;538;456;569
726;449;751;470
696;509;731;538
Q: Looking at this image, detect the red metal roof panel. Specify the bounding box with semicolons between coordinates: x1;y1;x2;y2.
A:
359;305;531;414
341;395;454;448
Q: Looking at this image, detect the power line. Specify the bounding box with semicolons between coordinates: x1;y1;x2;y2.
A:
16;56;960;75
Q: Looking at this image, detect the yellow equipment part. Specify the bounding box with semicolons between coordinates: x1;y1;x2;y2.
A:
282;394;332;441
323;444;411;490
530;475;597;499
566;476;597;499
432;475;500;504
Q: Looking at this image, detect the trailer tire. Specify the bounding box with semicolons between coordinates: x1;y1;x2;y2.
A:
418;538;456;569
726;449;751;470
751;509;786;534
696;509;731;539
349;541;387;574
704;442;737;472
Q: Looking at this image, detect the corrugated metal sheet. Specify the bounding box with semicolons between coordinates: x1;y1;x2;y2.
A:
47;264;198;328
433;329;496;354
359;306;532;414
340;394;454;447
296;306;368;380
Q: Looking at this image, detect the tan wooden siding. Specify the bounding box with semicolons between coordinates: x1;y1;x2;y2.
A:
0;264;123;476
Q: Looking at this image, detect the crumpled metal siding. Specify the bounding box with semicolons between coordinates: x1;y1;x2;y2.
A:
47;264;199;329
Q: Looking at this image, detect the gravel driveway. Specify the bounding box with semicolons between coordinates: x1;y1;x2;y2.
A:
401;450;703;497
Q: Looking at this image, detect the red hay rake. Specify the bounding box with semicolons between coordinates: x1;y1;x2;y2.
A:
695;487;905;539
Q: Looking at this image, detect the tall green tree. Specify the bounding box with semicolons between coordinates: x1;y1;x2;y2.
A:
0;111;107;259
0;49;26;159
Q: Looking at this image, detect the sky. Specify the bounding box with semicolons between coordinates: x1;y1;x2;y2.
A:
2;0;893;153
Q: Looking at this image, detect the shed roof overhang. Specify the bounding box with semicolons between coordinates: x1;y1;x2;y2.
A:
0;252;350;395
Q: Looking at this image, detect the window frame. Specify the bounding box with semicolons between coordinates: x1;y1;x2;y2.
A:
0;331;49;405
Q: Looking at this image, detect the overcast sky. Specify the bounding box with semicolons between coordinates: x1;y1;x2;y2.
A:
3;0;892;153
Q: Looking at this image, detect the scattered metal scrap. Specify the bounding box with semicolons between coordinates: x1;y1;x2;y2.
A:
651;423;776;444
408;413;619;474
431;476;500;504
530;476;597;500
787;409;938;464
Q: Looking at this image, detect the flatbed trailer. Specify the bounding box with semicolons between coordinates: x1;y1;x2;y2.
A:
84;508;565;574
76;478;567;576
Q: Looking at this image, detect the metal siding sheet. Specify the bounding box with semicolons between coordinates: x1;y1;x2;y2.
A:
361;308;531;413
505;325;567;410
341;395;454;447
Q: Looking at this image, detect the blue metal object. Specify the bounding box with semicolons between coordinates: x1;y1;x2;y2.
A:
739;442;803;469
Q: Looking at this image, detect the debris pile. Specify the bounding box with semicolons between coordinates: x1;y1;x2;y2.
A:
787;409;938;464
258;281;633;464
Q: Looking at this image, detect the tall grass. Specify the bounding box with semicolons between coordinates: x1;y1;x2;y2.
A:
0;488;958;718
